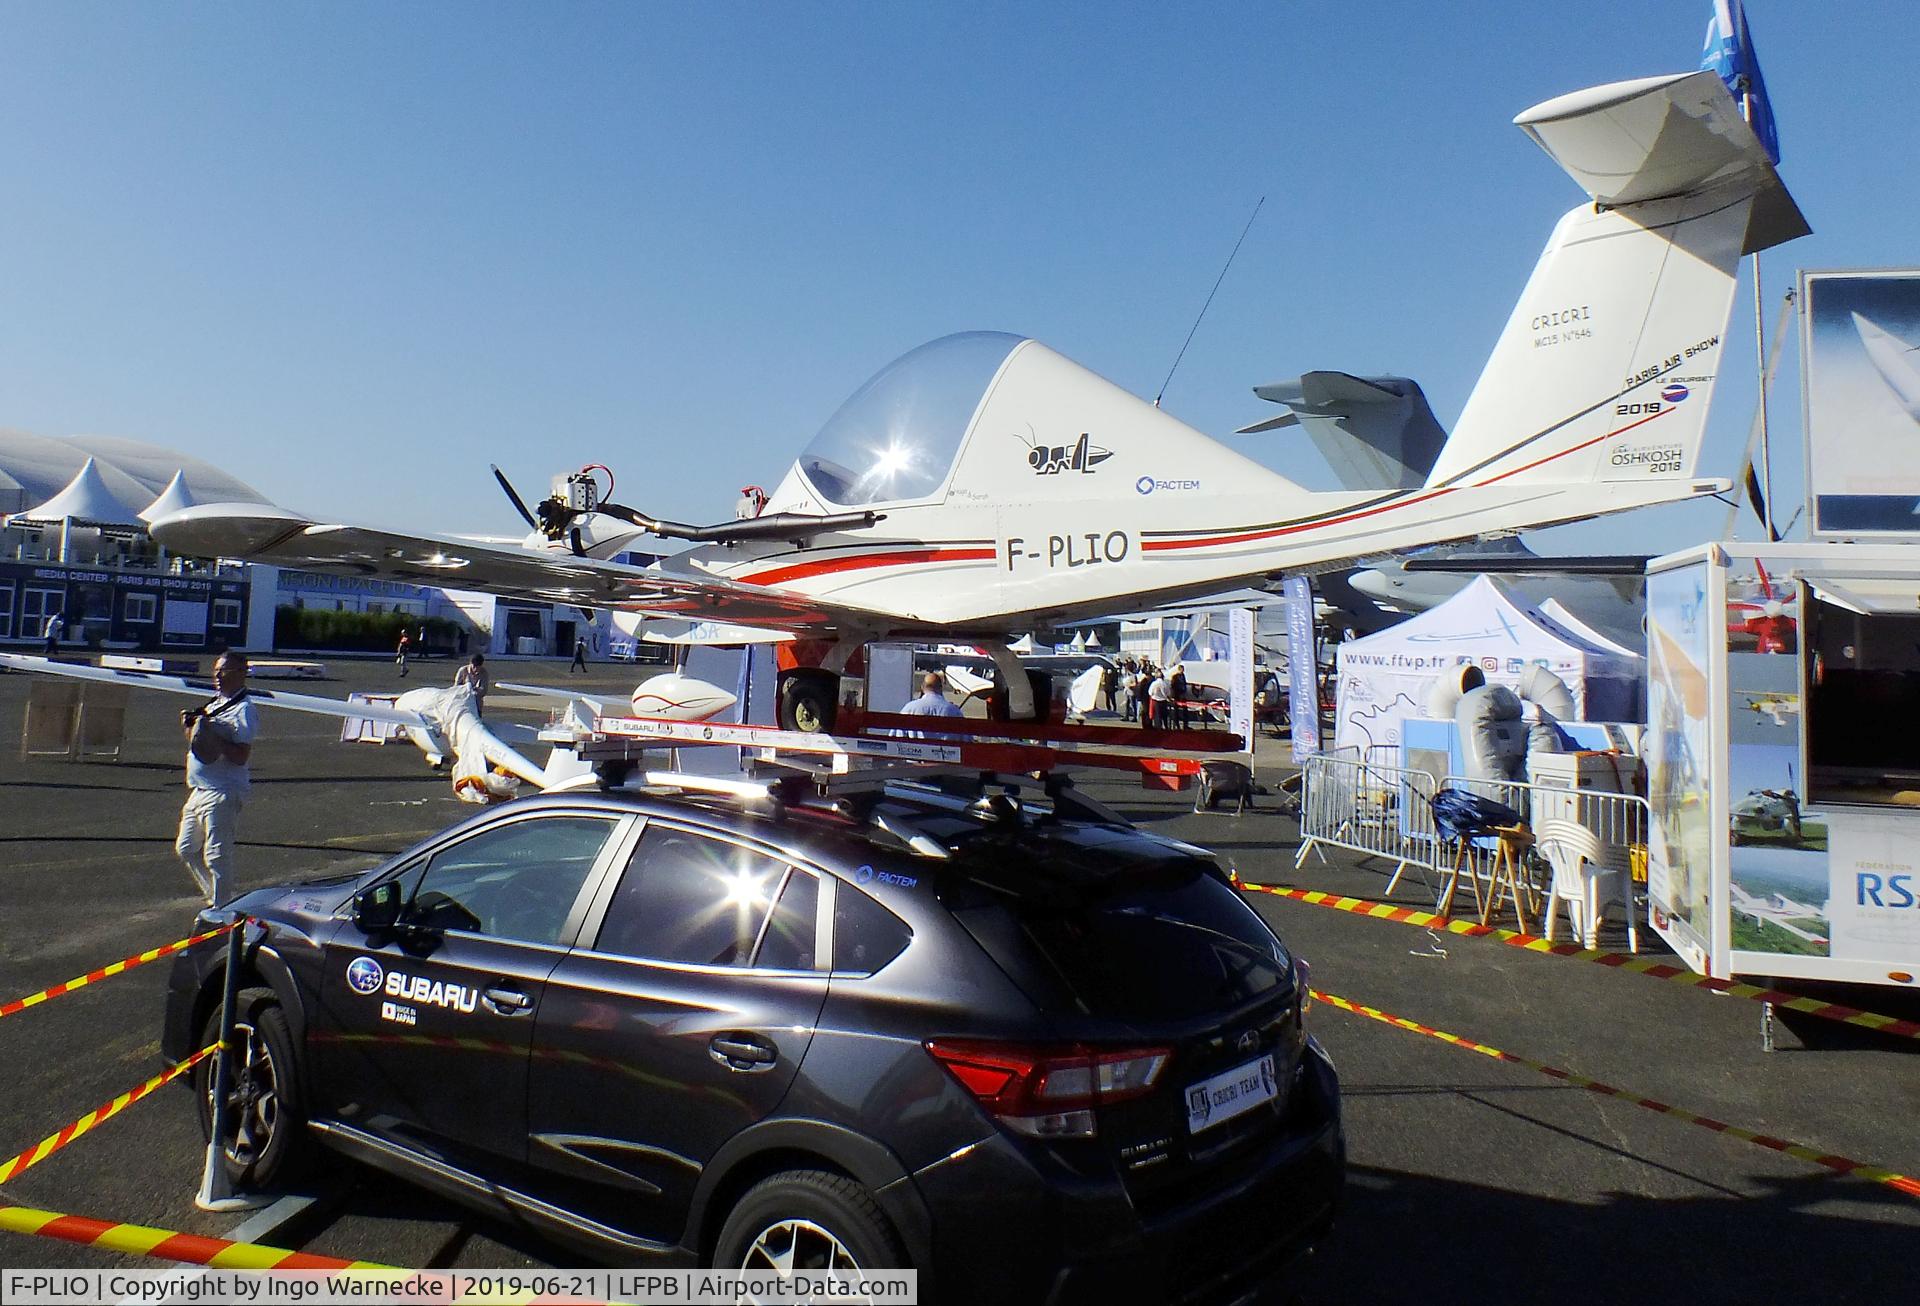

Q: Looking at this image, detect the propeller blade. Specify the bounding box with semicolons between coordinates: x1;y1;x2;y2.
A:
491;465;539;531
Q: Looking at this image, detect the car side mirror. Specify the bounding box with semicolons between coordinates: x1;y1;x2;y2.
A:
352;882;405;933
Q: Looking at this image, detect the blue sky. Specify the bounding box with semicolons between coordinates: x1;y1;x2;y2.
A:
2;1;1915;555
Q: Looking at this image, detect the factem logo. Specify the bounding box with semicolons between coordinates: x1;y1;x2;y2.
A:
853;863;917;889
1017;430;1111;475
1136;476;1201;495
346;956;384;996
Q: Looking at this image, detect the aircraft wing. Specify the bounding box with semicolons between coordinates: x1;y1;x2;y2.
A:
150;503;862;634
1400;554;1651;576
0;653;429;727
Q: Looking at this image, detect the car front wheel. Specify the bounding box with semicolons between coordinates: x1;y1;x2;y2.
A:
194;986;309;1191
715;1169;907;1277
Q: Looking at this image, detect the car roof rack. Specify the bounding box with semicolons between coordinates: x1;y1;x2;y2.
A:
578;757;1141;862
534;699;1244;859
540;706;1237;791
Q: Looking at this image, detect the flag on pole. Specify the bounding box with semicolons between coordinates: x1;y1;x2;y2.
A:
1702;0;1780;164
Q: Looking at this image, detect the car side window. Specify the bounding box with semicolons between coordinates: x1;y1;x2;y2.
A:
595;827;793;967
406;815;618;946
834;884;912;974
753;869;820;971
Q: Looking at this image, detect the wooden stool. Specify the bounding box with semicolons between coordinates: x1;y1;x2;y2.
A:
1478;825;1536;931
1436;837;1485;922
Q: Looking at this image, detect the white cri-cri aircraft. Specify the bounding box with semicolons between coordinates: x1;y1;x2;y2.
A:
0;653;738;802
152;68;1806;733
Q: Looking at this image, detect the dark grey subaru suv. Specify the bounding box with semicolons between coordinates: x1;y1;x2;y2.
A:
164;772;1343;1303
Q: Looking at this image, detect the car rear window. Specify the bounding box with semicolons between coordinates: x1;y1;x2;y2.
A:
945;839;1290;1023
834;884;912;975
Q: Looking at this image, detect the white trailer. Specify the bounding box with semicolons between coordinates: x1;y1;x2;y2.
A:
1645;541;1920;990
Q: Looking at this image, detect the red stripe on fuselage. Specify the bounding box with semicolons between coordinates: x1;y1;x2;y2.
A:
739;547;996;587
1142;406;1678;553
1142;487;1456;552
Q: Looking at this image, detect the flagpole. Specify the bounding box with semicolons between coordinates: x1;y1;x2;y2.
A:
1745;89;1776;541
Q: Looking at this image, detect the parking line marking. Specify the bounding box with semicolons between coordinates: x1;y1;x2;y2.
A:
1314;988;1920;1202
0;925;237;1021
1237;879;1920;1043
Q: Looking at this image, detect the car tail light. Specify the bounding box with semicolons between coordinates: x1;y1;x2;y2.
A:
925;1039;1171;1139
1292;956;1313;1021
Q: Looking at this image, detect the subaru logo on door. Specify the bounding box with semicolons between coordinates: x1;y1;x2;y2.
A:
346;956;384;996
1661;382;1690;403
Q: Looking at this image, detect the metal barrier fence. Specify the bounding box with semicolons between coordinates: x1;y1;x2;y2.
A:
1295;753;1442;893
1296;753;1652;918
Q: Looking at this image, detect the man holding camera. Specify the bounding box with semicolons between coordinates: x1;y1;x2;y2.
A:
175;650;257;905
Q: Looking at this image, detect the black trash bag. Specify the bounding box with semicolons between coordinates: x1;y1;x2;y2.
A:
1430;788;1523;842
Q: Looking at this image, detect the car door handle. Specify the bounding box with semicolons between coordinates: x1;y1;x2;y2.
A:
709;1033;778;1072
482;985;534;1016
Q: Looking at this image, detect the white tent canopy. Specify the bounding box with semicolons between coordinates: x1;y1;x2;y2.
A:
1334;575;1642;754
10;456;148;526
139;469;201;523
1540;597;1641;658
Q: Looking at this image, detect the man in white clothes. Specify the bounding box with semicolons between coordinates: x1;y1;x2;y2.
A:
900;671;963;719
1147;669;1173;730
175;650;258;906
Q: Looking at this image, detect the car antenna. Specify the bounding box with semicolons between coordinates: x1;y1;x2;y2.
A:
1153;195;1265;409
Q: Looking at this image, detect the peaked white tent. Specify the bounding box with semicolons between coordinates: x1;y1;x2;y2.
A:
1334;575;1641;754
1540;597;1641;658
139;469;201;523
10;456;147;526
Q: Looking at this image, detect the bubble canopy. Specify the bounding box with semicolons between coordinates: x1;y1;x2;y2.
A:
798;332;1022;507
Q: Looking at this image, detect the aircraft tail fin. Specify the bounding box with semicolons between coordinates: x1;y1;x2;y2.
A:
1424;70;1808;491
1245;372;1448;490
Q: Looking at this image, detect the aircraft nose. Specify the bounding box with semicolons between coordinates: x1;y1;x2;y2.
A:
1349;569;1395;599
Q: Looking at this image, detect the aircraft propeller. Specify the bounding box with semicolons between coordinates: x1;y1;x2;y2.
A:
494;463;887;554
491;464;541;533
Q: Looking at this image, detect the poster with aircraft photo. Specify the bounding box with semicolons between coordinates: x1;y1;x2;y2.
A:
1801;268;1920;538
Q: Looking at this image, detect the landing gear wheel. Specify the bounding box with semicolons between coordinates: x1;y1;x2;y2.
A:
778;672;837;734
715;1170;906;1280
194;987;310;1191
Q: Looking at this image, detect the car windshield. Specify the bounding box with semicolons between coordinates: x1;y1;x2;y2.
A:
797;332;1022;507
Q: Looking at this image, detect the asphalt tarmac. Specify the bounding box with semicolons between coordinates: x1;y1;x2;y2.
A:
1;656;1916;1303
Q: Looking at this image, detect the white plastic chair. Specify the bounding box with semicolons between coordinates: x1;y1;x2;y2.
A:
1535;818;1638;952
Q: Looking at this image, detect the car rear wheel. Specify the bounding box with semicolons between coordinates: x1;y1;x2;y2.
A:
715;1169;906;1276
194;987;310;1191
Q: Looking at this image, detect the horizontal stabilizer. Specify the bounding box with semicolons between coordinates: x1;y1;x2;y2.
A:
1515;69;1808;253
